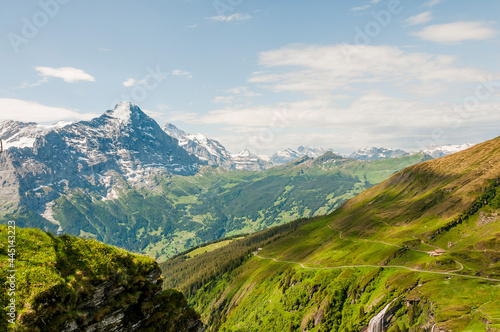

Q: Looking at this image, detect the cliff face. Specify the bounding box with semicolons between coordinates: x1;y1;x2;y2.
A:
0;226;204;331
25;267;204;332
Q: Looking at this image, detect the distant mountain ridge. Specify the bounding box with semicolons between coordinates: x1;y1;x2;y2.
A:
162;123;234;169
349;146;409;160
231;148;271;171
1;113;474;171
421;143;476;158
270;146;336;165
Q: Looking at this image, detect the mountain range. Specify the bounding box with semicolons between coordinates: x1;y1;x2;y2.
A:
0;103;475;175
0;103;432;262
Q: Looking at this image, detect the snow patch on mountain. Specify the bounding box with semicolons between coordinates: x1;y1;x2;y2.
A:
422;143;475;158
349;147;409;161
231;149;271;171
105;101;133;123
162;123;234;169
270;146;337;165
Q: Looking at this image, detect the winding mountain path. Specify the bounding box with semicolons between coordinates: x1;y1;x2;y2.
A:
253;254;500;282
329;224;436;254
254;223;494;281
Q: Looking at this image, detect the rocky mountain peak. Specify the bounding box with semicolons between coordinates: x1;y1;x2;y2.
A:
104;101;137;123
163;122;187;140
102;102;148;125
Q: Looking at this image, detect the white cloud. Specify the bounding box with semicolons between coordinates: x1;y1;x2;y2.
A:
370;0;381;3
175;92;500;154
424;0;443;7
212;86;261;104
207;13;252;22
249;44;487;95
414;21;498;44
405;11;432;26
351;5;371;11
35;66;95;83
187;24;198;28
122;78;136;87
172;70;192;79
226;86;261;97
14;78;49;89
156;103;169;111
212;96;235;104
0;98;98;122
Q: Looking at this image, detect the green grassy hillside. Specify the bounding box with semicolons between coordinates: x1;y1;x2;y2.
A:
161;138;500;331
11;153;428;262
0;225;202;331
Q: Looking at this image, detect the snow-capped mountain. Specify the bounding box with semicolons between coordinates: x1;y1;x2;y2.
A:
162;123;234;169
0;120;75;150
0;102;200;213
349;147;409;161
270;146;335;165
421;143;475;158
231;149;271;171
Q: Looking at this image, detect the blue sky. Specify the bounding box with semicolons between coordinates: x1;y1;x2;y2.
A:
1;0;499;155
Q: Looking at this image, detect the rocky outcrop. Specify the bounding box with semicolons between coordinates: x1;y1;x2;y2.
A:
49;269;204;332
20;265;204;331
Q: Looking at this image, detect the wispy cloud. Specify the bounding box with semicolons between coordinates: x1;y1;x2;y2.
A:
405;11;433;26
249;44;488;94
14;78;49;89
156;103;169;111
351;5;371;11
212;86;261;104
212;96;235;104
122;78;136;87
172;69;193;79
178;91;500;153
424;0;444;7
187;24;198;29
226;86;261;97
0;98;98;122
207;13;252;22
414;21;498;44
35;66;95;83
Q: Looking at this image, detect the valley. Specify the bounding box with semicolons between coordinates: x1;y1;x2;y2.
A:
161;135;500;331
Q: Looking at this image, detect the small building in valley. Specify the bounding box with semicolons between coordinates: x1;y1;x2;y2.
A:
430;249;446;257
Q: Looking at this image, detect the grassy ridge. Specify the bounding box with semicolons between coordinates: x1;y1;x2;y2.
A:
160;137;500;331
0;226;201;331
